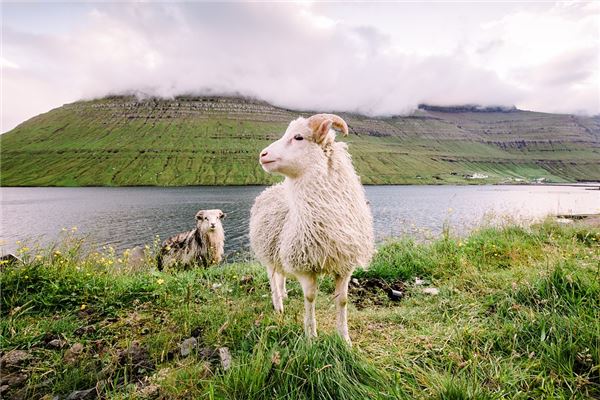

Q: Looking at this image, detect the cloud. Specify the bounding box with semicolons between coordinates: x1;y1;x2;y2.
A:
2;2;598;132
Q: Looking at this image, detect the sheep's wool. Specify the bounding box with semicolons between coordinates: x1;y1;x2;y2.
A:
250;136;374;277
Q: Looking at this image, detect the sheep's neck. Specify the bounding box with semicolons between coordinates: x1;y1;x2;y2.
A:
285;146;360;217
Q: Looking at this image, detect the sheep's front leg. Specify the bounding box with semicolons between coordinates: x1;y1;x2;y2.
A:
266;264;284;313
296;273;318;339
277;274;288;300
334;274;352;345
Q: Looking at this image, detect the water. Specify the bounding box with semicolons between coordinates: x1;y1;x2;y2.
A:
1;185;598;257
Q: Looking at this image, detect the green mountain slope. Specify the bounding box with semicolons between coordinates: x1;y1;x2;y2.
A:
1;96;599;186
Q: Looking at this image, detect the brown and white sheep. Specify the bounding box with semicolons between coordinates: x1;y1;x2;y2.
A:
157;209;225;270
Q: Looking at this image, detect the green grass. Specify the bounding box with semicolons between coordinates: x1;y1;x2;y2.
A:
1;220;599;399
1;96;599;186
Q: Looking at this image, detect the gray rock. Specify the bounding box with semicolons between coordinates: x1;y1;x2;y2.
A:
422;287;440;295
0;350;31;370
180;337;198;357
64;343;84;364
0;253;22;269
0;372;28;387
47;339;67;349
388;289;403;301
218;347;232;371
66;388;96;400
137;383;160;399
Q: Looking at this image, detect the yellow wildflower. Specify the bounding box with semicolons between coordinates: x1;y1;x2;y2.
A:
80;304;87;310
157;279;165;285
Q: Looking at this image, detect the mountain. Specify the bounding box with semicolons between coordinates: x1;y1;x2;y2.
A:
1;96;599;186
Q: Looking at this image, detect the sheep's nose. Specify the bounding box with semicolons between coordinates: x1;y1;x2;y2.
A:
210;223;216;228
260;150;268;158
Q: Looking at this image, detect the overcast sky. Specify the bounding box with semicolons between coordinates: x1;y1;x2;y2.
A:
1;1;599;132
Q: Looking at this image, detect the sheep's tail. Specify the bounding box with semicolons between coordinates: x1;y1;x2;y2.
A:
308;114;348;136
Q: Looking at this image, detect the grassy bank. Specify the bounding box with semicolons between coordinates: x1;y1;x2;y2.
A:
1;221;599;399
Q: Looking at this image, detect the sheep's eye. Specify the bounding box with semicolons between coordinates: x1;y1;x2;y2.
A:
204;217;209;221
293;134;304;141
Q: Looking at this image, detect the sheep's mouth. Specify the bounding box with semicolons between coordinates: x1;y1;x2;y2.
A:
260;159;277;165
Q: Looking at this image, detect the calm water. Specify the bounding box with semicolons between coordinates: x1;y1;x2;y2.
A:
1;185;598;257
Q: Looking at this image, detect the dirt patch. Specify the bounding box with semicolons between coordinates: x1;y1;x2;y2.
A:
349;278;406;310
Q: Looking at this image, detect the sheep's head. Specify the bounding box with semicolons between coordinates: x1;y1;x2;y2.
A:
259;114;348;178
195;209;225;233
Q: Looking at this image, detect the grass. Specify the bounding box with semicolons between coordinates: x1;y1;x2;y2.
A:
1;96;599;186
1;220;599;399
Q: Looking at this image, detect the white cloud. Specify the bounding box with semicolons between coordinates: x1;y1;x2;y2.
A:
1;2;598;133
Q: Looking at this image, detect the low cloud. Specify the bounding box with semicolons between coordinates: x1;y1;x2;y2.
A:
2;2;598;132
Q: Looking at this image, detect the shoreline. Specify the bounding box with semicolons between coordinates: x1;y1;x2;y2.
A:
2;182;599;189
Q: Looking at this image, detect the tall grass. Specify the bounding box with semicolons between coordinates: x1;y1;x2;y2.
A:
1;219;598;399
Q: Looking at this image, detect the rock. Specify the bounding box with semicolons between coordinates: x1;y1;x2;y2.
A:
388;289;403;301
0;253;22;269
351;278;359;286
64;343;85;364
180;337;198;357
198;347;219;361
0;350;31;370
422;287;440;295
47;339;67;349
414;277;426;286
74;325;97;337
218;347;232;371
0;372;28;387
137;383;160;399
66;387;96;400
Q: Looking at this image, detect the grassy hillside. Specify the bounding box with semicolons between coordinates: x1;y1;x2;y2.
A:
1;96;599;186
1;220;598;399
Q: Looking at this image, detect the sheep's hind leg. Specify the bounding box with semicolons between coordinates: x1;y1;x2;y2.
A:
267;264;284;313
296;273;318;339
334;274;352;345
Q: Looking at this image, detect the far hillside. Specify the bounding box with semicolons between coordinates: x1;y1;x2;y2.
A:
1;96;599;186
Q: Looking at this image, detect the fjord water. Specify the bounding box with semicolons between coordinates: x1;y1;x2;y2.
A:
1;185;598;257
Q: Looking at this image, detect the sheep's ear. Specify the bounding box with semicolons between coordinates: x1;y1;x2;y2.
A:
313;120;333;144
196;211;204;220
220;212;226;219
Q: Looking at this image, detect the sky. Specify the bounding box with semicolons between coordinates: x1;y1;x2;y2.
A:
1;1;599;132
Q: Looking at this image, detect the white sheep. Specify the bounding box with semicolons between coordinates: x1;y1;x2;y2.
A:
249;114;374;344
157;209;225;270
